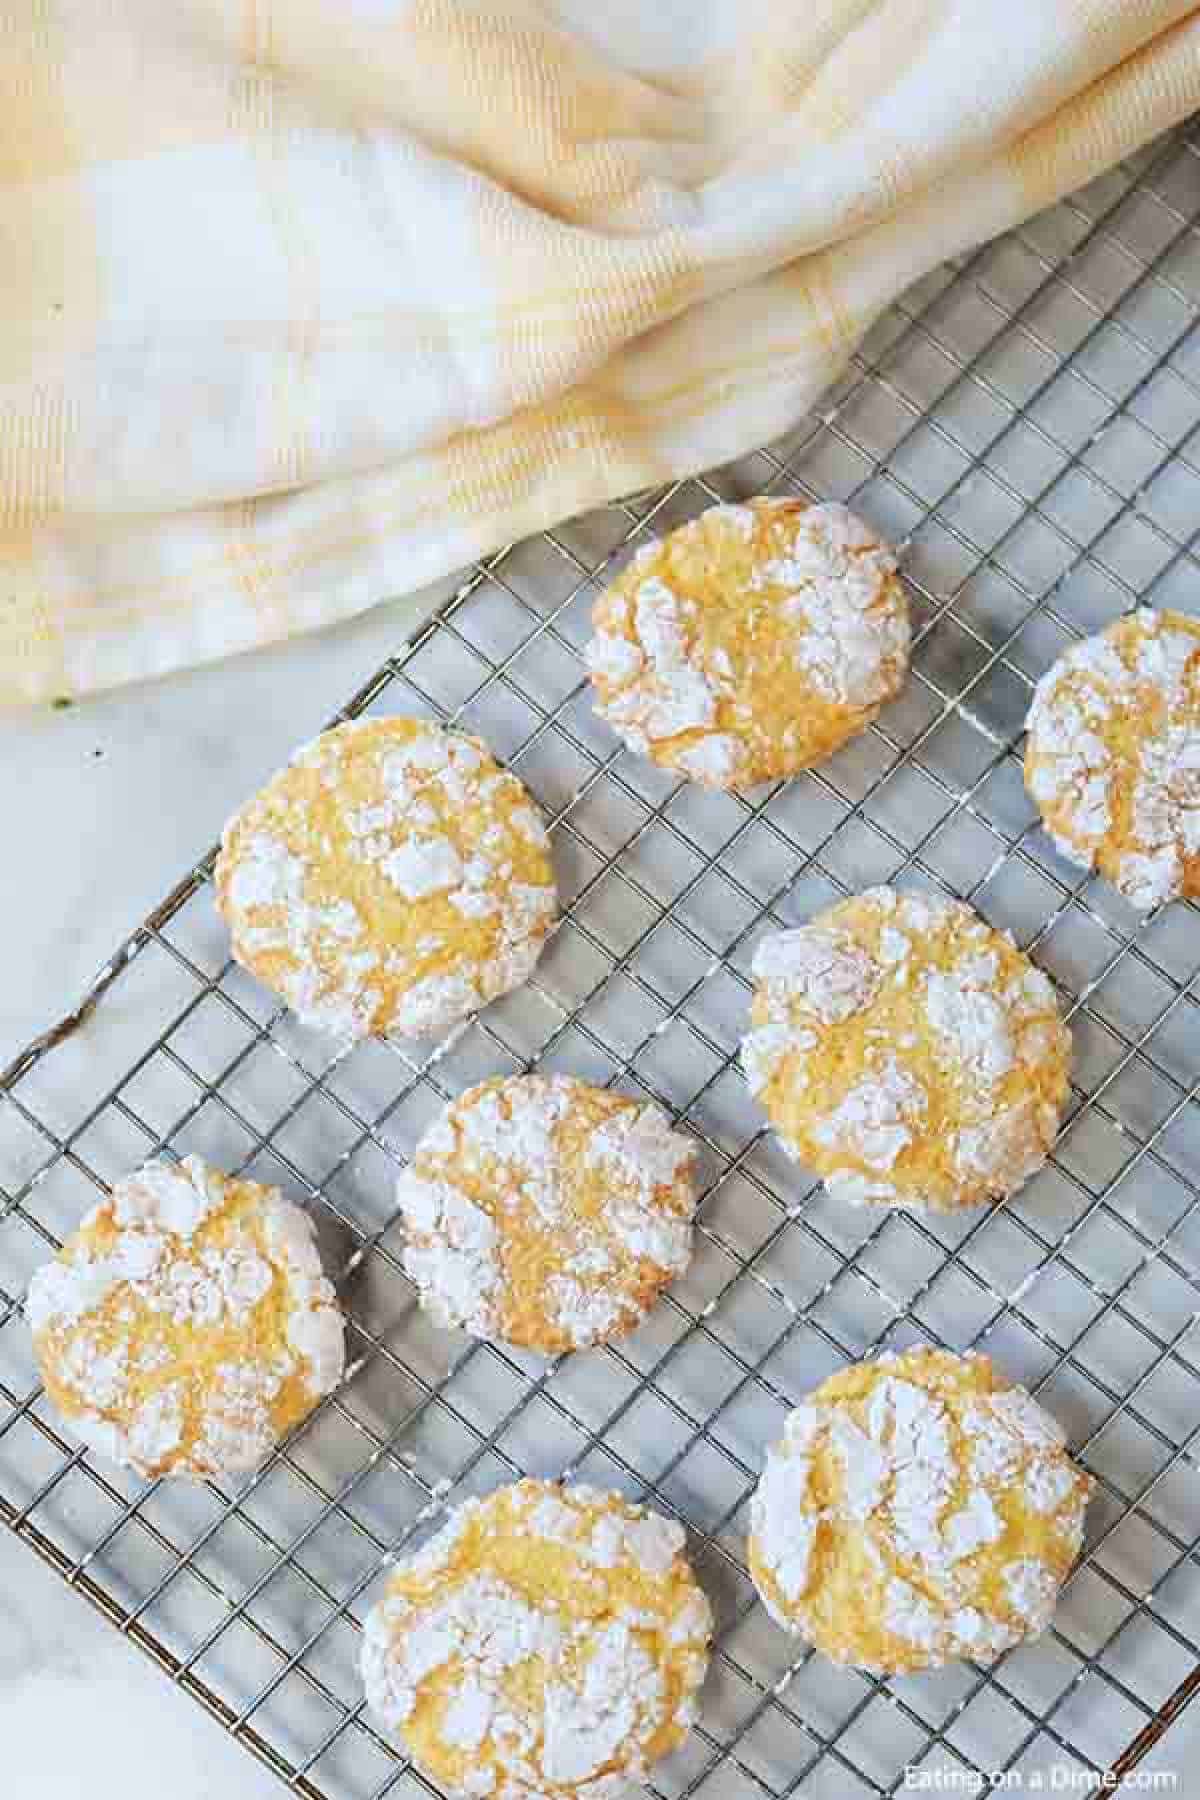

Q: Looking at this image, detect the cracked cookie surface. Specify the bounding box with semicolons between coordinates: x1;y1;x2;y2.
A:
398;1075;697;1354
1025;608;1200;909
749;1347;1091;1673
743;886;1070;1213
28;1155;344;1479
216;717;557;1040
362;1479;711;1798
586;497;908;789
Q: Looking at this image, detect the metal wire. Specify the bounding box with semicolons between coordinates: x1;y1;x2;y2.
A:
5;118;1200;1800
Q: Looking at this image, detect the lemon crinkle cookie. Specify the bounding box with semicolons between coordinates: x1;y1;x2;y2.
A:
361;1479;711;1798
586;497;909;789
215;717;557;1041
398;1075;697;1354
27;1155;344;1478
743;886;1070;1212
1024;608;1200;908
748;1348;1092;1673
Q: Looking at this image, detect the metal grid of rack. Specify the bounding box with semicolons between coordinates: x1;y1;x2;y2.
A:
5;116;1200;1800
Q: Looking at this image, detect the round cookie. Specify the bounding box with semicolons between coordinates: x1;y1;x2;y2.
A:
361;1478;712;1798
397;1074;697;1353
27;1155;344;1479
1024;608;1200;909
743;886;1070;1213
748;1347;1092;1673
585;497;909;789
215;717;557;1041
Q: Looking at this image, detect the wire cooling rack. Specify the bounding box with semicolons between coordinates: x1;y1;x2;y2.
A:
6;121;1200;1800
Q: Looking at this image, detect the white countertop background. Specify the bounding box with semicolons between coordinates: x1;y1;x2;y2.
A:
2;596;430;1799
2;587;437;1066
0;1527;281;1800
3;598;1198;1795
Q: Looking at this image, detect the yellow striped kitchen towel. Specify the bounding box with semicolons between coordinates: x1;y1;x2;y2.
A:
4;1;1200;703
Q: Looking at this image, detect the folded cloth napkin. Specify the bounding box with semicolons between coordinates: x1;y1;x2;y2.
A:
3;1;1200;705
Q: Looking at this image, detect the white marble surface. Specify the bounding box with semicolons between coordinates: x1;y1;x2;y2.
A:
1;586;437;1066
2;596;437;1797
3;597;1199;1794
0;1527;282;1799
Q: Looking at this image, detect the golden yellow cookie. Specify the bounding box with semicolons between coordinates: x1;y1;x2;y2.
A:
1024;609;1200;909
748;1348;1092;1673
743;886;1070;1213
398;1074;696;1353
585;497;909;788
215;717;557;1040
27;1155;344;1479
361;1479;711;1798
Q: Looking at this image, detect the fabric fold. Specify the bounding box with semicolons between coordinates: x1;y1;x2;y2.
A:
3;0;1200;704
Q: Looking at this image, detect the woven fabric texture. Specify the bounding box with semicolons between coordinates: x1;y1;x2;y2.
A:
3;0;1200;702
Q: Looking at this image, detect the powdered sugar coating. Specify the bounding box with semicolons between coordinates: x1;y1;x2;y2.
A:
749;925;880;1026
1025;610;1200;908
744;887;1071;1212
361;1479;711;1797
586;497;909;790
748;1348;1091;1673
398;1075;697;1353
811;1058;926;1171
28;1156;344;1478
215;717;557;1041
